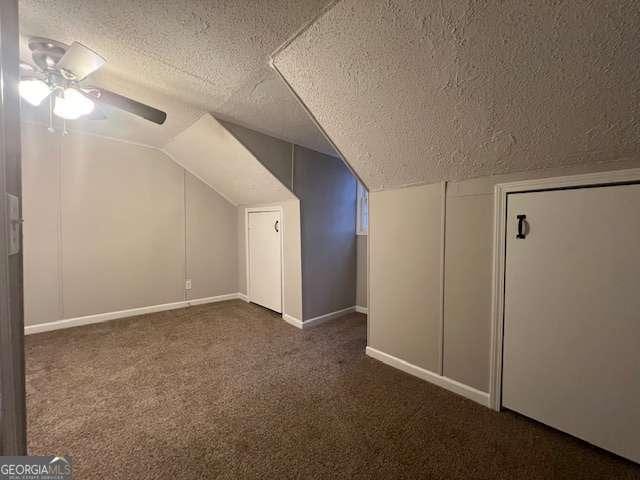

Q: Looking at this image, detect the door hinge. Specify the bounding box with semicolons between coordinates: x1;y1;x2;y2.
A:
7;193;21;255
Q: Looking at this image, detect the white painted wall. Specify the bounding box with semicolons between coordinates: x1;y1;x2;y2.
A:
22;122;237;326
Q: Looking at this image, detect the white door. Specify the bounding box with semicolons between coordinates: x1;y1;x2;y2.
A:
502;184;640;463
248;210;282;313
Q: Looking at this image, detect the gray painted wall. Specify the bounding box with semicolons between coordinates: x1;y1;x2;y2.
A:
368;158;640;393
220;119;294;190
356;235;367;308
294;145;357;320
186;172;238;300
369;183;443;373
226;121;359;321
443;192;493;390
58;130;186;318
22;122;237;326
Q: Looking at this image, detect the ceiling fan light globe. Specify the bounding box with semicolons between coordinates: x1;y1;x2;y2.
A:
53;88;95;120
19;78;50;106
53;96;81;120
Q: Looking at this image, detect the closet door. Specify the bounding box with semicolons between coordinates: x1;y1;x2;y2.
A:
503;184;640;463
248;211;282;313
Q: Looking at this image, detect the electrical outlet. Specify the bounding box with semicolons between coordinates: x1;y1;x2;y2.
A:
185;279;192;290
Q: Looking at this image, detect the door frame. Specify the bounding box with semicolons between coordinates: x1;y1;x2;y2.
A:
245;206;284;315
489;167;640;411
0;0;27;455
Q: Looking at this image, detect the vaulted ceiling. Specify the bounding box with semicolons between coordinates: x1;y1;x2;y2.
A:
164;114;294;206
18;0;336;154
273;0;640;190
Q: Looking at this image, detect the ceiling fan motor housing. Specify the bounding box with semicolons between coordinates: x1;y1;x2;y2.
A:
21;36;167;125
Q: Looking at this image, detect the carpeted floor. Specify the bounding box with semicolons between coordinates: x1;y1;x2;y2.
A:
26;300;639;479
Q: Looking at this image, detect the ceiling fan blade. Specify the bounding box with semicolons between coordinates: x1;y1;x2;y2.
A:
33;49;65;71
20;61;36;72
28;37;67;70
19;62;46;80
56;42;105;81
86;106;108;121
86;87;167;125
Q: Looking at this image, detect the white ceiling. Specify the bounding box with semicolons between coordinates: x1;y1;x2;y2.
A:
164;114;294;206
273;0;640;190
18;0;335;154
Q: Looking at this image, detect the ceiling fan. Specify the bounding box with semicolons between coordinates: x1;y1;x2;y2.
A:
19;37;167;131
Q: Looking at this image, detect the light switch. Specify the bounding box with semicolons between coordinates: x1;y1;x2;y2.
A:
7;193;20;255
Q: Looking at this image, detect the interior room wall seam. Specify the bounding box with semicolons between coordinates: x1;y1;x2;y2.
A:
291;143;295;193
57;132;64;320
367;190;378;346
439;180;447;376
183;170;188;301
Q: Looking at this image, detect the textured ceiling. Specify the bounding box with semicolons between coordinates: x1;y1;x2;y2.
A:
164;114;294;206
273;0;640;190
18;0;335;154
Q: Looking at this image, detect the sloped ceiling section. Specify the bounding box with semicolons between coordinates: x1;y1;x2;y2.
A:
272;0;640;191
163;114;294;206
19;0;336;155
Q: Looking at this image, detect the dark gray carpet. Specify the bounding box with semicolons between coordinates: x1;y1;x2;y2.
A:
25;300;639;479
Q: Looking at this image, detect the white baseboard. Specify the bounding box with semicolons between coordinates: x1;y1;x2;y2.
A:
25;293;244;335
282;313;303;329
302;306;355;328
365;346;490;407
355;305;368;314
188;293;238;306
237;293;249;302
281;306;356;330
